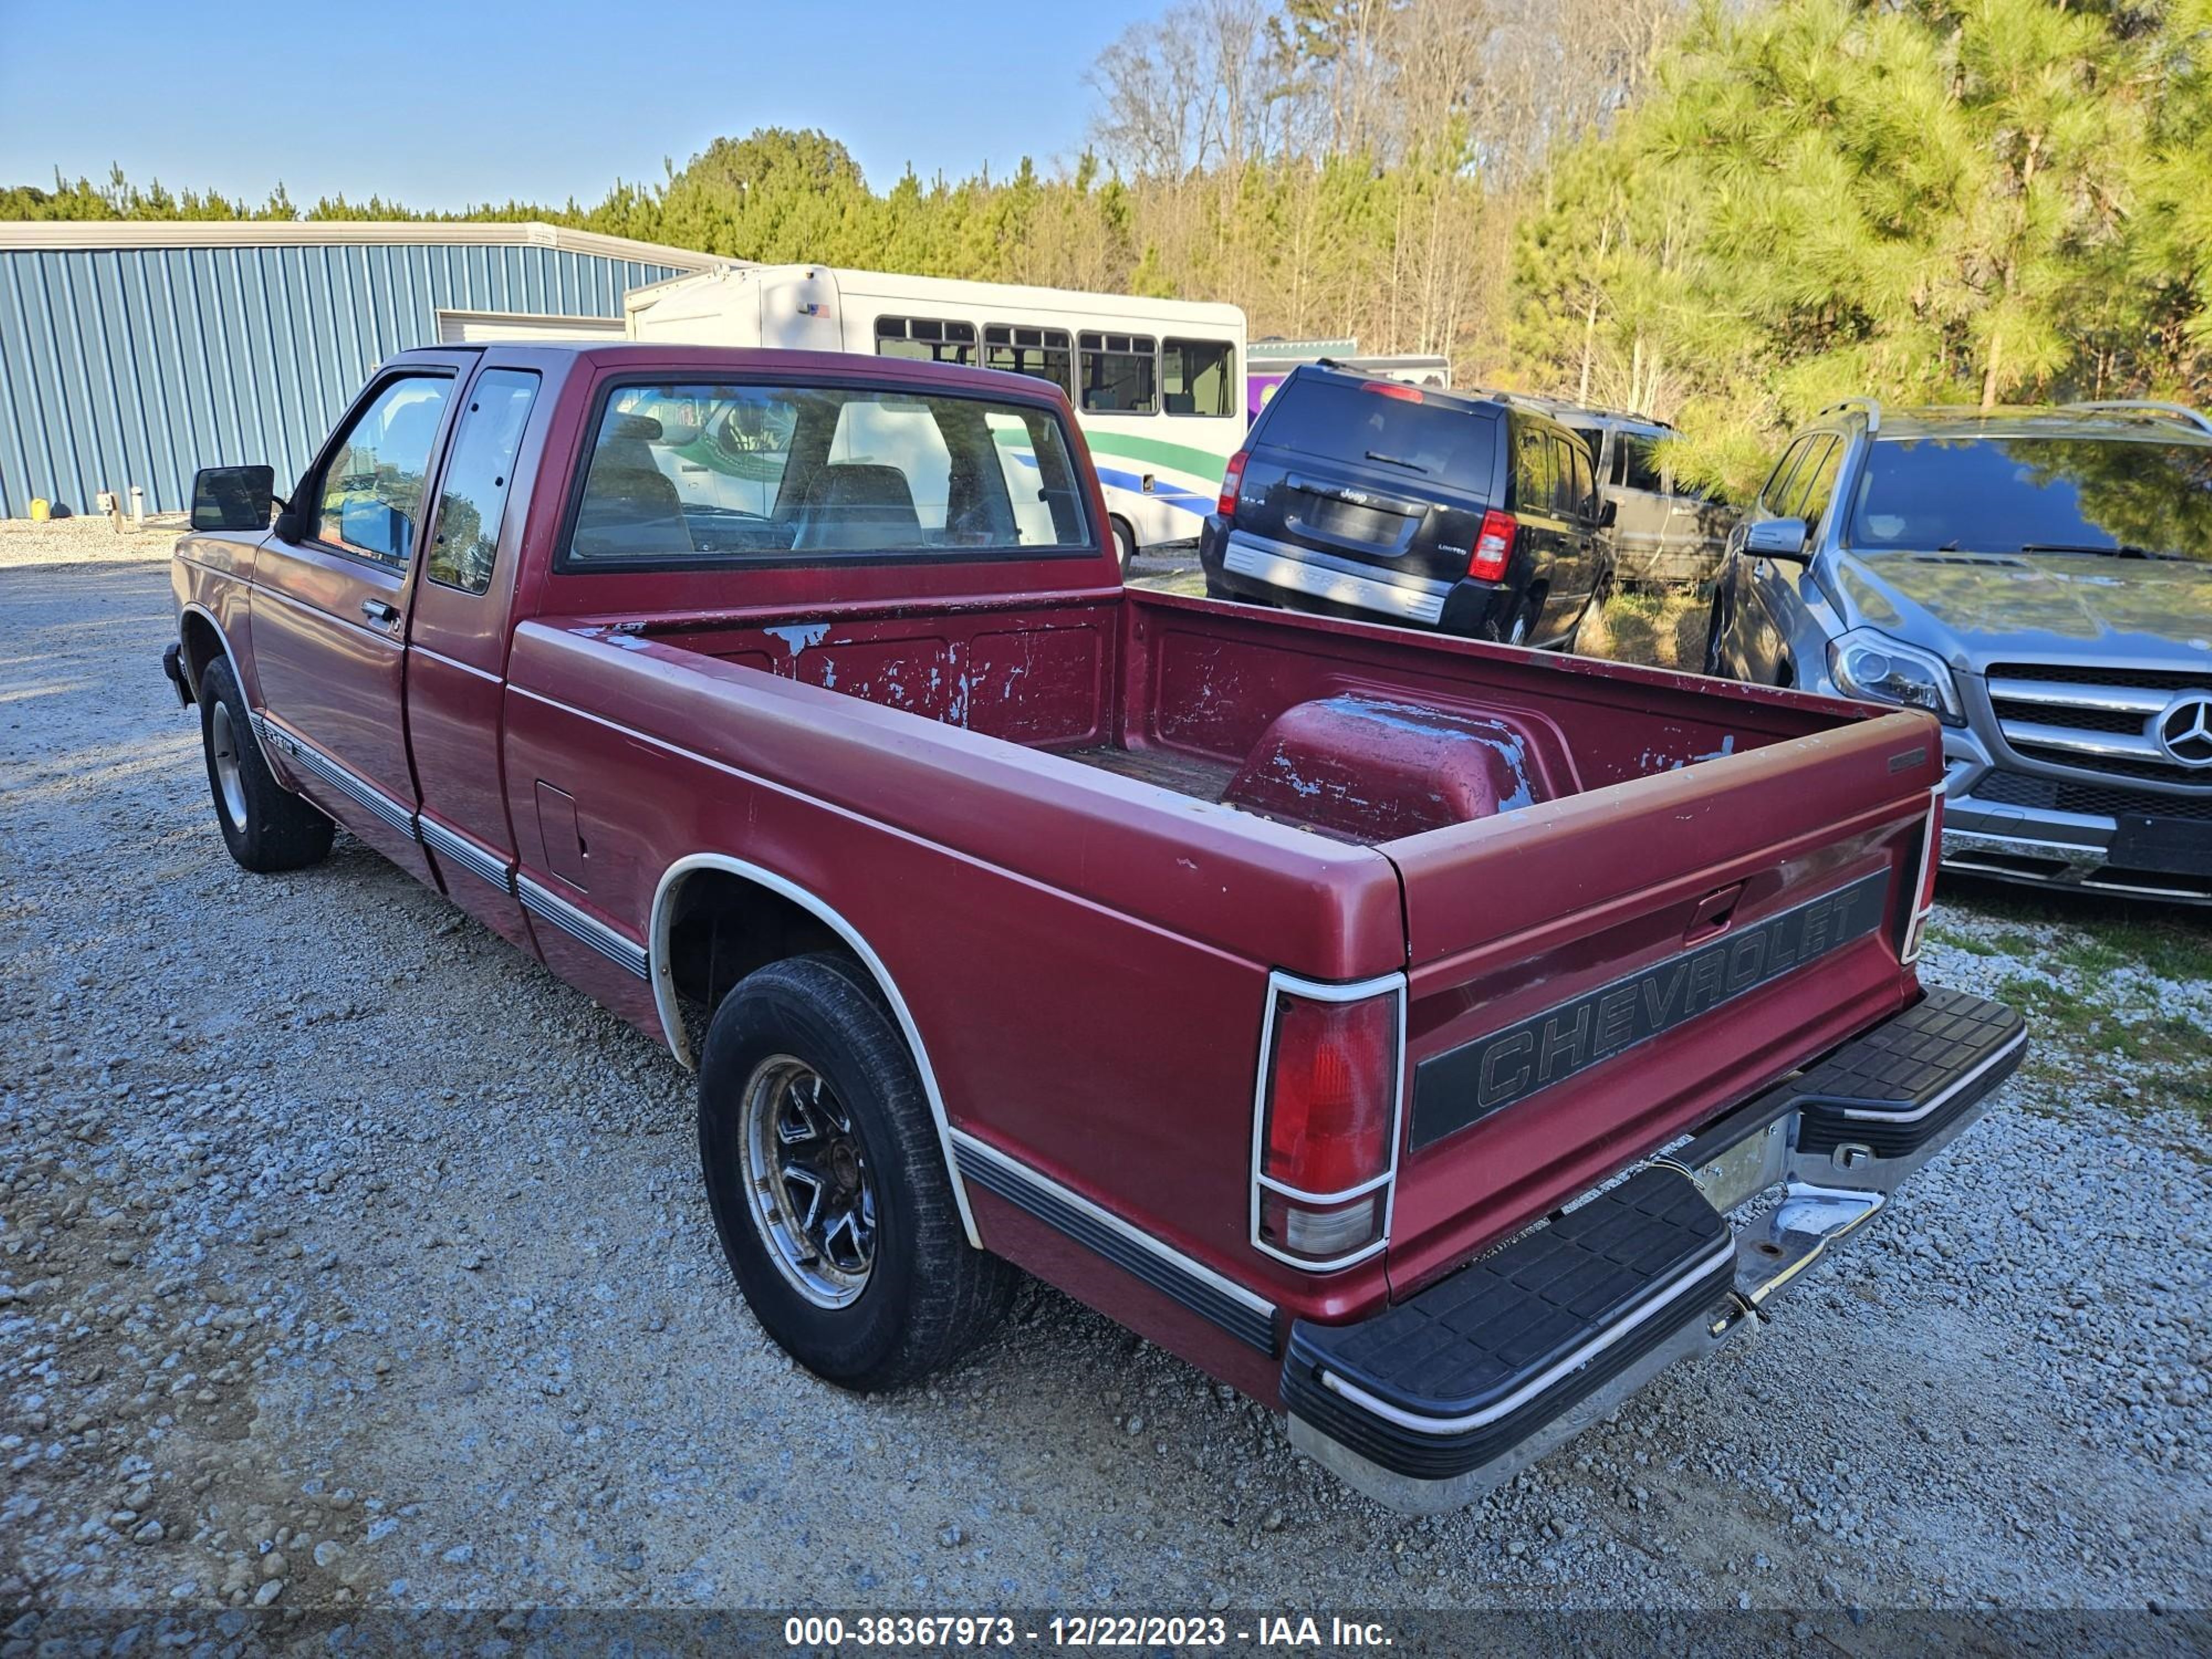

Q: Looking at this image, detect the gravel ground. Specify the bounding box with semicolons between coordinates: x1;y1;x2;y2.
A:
2;520;2208;1621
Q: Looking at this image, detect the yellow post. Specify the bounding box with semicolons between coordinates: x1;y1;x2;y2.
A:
28;498;50;521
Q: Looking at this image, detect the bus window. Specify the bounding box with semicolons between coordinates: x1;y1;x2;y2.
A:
1162;339;1235;418
985;324;1073;396
1079;331;1157;415
876;316;978;367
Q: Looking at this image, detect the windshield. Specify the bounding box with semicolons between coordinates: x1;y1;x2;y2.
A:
1845;435;2212;561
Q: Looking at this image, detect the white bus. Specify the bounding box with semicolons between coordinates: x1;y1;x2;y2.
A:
623;265;1246;565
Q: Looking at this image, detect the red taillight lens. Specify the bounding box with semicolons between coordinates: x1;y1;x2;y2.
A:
1217;450;1249;519
1470;509;1517;582
1360;380;1424;403
1261;992;1396;1196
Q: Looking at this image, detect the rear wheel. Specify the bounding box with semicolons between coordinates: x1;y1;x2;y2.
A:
196;658;334;873
697;954;1014;1391
1484;596;1538;648
1701;585;1734;677
1111;518;1137;573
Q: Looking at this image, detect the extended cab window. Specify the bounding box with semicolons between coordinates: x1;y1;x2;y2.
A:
427;369;539;594
1161;338;1235;417
562;380;1091;567
313;374;452;566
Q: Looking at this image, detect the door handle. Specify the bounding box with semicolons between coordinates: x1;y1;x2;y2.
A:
361;599;400;629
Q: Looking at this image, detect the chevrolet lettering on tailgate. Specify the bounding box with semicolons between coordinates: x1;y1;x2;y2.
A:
1412;871;1891;1145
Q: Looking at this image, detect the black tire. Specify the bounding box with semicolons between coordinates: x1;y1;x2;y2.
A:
1111;518;1137;573
196;657;335;873
697;953;1014;1391
1483;595;1539;647
1701;585;1733;677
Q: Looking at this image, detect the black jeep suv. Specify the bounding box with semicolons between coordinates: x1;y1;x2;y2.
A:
1199;364;1614;649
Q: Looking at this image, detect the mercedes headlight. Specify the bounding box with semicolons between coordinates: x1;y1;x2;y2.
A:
1827;628;1964;725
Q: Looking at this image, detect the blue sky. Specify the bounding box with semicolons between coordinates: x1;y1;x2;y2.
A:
1;0;1160;210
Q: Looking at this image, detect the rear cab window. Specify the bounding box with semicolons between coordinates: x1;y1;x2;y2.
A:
558;377;1093;568
1255;377;1499;485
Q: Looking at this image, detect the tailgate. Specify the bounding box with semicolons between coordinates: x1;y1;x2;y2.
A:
1376;709;1943;1296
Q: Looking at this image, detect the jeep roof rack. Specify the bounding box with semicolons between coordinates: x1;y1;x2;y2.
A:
2058;399;2212;436
1817;397;1882;434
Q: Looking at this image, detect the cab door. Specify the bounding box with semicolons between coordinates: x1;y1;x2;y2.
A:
405;362;547;952
248;354;474;875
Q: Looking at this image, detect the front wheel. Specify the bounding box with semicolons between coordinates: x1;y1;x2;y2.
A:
697;954;1014;1391
1701;585;1734;677
197;658;334;873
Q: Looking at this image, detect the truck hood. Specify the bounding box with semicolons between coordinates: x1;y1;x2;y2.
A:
1829;550;2212;671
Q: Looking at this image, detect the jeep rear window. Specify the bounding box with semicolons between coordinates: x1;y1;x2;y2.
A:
1847;436;2212;560
1258;379;1497;483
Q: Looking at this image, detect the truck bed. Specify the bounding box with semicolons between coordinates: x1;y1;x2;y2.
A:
633;585;1859;849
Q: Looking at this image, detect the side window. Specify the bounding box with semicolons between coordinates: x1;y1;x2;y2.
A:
1759;437;1815;515
1621;437;1664;494
875;316;977;367
1570;443;1594;519
1513;424;1547;514
1079;331;1157;414
1551;437;1577;515
312;373;453;566
1795;438;1845;531
1161;338;1235;417
984;324;1072;394
426;369;539;595
1780;437;1837;521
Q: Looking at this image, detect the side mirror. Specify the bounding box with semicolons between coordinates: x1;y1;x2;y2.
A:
190;465;275;533
1745;517;1810;561
1598;498;1619;529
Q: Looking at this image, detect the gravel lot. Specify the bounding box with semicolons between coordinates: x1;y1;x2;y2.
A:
2;520;2208;1621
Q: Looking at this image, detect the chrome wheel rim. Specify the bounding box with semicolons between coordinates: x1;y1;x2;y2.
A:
738;1055;875;1308
1508;611;1531;646
210;702;249;828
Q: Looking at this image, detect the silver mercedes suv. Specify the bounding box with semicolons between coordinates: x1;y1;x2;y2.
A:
1705;399;2212;904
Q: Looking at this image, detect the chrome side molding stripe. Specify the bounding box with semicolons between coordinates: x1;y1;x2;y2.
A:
417;815;517;895
518;875;649;979
252;714;414;839
951;1129;1279;1354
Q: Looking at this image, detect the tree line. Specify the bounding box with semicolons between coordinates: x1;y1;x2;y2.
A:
7;0;2209;495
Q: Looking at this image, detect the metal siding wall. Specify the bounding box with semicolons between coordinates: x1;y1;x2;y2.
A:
0;242;686;515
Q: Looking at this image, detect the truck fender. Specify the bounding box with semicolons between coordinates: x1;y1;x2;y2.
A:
178;602;280;776
647;853;980;1248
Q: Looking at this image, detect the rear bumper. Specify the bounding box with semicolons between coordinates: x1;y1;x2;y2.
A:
1199;522;1512;637
1282;985;2025;1512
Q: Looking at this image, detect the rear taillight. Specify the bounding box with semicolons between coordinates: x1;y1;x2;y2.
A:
1360;379;1425;403
1251;977;1404;1270
1470;509;1517;582
1900;785;1944;963
1217;450;1249;519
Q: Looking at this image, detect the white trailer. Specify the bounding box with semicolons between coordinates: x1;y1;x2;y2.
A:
624;264;1247;564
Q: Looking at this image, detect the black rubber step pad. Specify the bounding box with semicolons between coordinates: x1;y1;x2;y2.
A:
1290;1167;1725;1420
1788;985;2023;1114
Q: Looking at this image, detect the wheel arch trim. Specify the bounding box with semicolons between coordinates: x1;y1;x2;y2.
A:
178;602;278;774
648;852;980;1247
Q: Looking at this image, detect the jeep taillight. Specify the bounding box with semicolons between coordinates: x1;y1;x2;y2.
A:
1470;509;1517;582
1217;450;1249;520
1251;977;1404;1270
1900;785;1944;964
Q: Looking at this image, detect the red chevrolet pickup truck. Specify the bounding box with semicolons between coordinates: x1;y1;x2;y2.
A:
161;343;2022;1511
